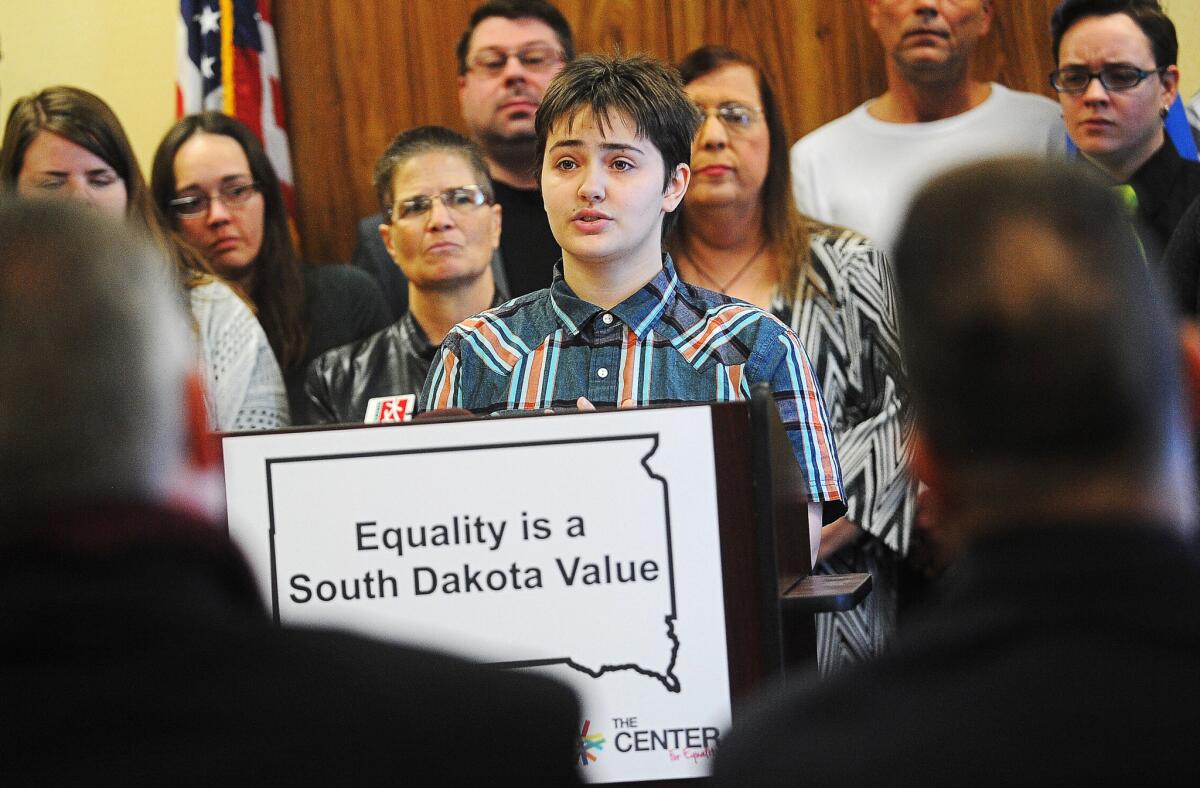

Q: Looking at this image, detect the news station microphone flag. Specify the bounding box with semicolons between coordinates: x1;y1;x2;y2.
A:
177;0;296;218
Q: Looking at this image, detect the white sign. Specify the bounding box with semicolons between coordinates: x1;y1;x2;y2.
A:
223;407;732;782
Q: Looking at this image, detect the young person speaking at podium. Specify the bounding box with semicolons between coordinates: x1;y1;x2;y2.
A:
421;53;846;541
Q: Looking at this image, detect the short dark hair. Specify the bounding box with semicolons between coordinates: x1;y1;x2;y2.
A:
456;0;575;75
373;126;494;214
535;53;702;238
893;157;1179;486
1051;0;1177;67
150;112;308;369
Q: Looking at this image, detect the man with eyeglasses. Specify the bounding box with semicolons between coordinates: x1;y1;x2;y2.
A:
350;0;572;319
1051;0;1200;258
304;127;505;425
789;0;1064;252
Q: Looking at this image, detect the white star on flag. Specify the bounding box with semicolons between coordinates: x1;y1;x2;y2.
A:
177;0;295;220
198;5;220;35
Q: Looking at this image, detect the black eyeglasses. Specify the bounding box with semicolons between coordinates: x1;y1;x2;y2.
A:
388;185;492;221
466;45;565;77
696;103;764;132
1049;65;1164;94
170;180;260;218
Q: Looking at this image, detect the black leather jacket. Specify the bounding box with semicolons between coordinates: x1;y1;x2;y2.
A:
300;310;436;425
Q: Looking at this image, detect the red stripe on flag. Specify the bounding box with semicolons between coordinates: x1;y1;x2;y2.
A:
175;84;184;120
269;76;288;130
257;0;273;25
279;181;296;220
232;48;264;139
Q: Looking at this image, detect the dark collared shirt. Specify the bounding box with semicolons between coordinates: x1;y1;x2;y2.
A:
1126;136;1200;256
421;257;845;508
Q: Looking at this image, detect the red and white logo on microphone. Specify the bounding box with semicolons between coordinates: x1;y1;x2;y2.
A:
364;394;416;424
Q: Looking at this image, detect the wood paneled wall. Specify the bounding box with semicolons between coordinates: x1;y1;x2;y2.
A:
276;0;1061;263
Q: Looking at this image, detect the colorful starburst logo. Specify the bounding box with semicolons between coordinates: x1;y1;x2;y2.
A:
578;719;606;766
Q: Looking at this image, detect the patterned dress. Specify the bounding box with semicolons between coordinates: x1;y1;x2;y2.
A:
772;227;916;674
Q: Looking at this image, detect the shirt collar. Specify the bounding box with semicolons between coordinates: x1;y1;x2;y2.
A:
400;310;435;360
548;255;680;339
404;289;508;360
1128;135;1183;216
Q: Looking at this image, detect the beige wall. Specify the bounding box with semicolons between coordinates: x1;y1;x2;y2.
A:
0;0;176;177
1163;0;1199;102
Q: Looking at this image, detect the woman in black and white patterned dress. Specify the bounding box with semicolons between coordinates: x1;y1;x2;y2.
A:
671;46;916;673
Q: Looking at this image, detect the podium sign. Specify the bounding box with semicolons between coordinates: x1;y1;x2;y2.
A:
223;407;732;783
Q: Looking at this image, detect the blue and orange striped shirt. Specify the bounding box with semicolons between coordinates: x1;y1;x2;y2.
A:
420;257;845;508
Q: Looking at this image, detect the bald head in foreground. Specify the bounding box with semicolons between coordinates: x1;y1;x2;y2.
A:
713;158;1200;784
0;199;580;784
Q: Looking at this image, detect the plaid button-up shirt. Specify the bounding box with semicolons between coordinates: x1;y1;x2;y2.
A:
421;257;844;508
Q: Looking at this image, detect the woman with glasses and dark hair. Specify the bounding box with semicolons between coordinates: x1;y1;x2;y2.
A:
151;112;390;419
1050;0;1200;256
1;86;288;431
670;46;916;674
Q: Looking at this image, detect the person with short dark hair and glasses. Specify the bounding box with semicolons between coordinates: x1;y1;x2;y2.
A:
1050;0;1200;258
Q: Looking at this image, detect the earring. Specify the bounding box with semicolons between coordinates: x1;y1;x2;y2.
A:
1161;106;1170;120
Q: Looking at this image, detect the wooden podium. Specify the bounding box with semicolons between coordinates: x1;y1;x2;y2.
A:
709;385;871;694
743;383;871;674
219;396;868;784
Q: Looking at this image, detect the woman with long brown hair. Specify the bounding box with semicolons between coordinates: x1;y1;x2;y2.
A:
151;112;390;419
671;46;916;672
1;86;288;431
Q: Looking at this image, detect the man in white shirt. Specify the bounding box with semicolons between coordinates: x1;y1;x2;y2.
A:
791;0;1064;251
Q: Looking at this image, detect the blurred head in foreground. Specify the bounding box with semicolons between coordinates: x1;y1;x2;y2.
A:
893;156;1198;544
0;198;200;517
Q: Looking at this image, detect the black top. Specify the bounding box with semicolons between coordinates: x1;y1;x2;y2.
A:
0;503;582;784
350;213;408;320
714;520;1200;786
1127;136;1200;258
283;264;391;417
493;180;560;297
1162;193;1200;317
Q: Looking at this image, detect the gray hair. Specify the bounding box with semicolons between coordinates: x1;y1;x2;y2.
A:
0;198;194;514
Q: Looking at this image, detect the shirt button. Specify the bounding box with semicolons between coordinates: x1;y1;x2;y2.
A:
602;313;614;325
597;368;609;379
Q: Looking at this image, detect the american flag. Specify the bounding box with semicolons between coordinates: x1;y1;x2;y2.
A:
176;0;296;216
